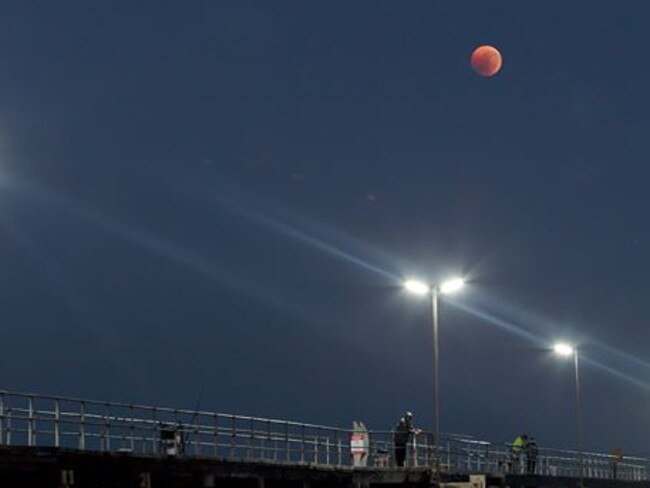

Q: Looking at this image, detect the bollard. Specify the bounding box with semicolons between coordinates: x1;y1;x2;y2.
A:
203;473;215;487
138;472;151;488
60;469;74;488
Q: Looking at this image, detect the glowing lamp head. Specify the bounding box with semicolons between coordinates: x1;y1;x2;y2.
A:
439;278;465;294
404;279;430;295
553;343;575;357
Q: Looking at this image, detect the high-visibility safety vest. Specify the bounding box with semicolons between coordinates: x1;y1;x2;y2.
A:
512;436;525;452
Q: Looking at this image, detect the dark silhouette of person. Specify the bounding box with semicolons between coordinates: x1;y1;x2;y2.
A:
526;437;538;475
393;412;420;467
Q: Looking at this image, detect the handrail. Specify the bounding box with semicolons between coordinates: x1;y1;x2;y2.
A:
0;389;345;431
0;388;646;481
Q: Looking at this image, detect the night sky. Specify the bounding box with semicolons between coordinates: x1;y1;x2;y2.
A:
0;1;649;454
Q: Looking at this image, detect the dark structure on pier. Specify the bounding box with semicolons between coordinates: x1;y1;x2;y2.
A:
1;446;650;488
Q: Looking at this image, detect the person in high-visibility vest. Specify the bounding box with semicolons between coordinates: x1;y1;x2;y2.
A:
511;434;528;473
611;447;623;479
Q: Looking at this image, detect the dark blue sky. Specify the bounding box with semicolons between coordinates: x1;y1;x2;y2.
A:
0;1;649;453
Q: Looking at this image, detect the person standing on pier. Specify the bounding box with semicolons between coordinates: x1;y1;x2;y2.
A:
526;437;538;474
611;447;623;479
511;434;528;473
393;412;421;467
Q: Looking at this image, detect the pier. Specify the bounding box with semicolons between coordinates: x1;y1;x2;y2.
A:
0;389;647;487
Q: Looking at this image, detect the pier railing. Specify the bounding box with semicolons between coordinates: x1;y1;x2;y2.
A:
0;389;646;481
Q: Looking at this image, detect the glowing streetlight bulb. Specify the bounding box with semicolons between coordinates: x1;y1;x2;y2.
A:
404;279;430;295
554;343;575;357
439;278;465;295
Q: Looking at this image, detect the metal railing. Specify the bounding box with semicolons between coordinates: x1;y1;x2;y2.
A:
0;389;646;481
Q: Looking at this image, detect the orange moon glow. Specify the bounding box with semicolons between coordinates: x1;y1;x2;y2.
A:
470;45;502;77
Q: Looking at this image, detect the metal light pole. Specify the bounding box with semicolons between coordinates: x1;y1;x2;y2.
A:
553;343;584;488
573;349;585;488
404;277;464;477
431;285;440;476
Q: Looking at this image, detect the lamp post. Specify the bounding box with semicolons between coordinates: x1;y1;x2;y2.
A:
404;277;465;475
553;343;584;488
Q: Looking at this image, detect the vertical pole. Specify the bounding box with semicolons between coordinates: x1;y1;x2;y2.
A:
195;412;201;456
431;287;441;477
247;417;253;460
447;441;451;472
231;415;236;458
27;396;34;446
79;402;86;451
285;422;290;462
129;405;135;452
105;404;111;452
265;420;271;461
326;436;331;466
213;413;219;458
54;400;60;448
337;432;342;466
0;392;4;445
575;350;585;488
412;436;418;467
6;409;11;445
150;407;157;454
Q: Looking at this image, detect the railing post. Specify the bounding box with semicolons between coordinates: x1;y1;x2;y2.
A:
54;400;60;448
129;405;135;452
325;436;330;466
273;426;278;462
337;433;342;467
300;424;306;464
172;408;179;455
5;408;11;446
150;407;157;455
0;392;4;445
247;417;253;460
104;404;111;452
79;401;86;450
140;418;147;454
194;412;201;456
27;396;34;446
285;422;290;463
230;415;236;459
213;413;219;458
273;438;278;462
485;444;492;471
265;419;271;461
412;436;418;467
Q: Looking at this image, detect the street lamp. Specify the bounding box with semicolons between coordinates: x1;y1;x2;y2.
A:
553;342;584;488
404;277;465;474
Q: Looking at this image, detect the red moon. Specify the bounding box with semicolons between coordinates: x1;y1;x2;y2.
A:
470;45;502;77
